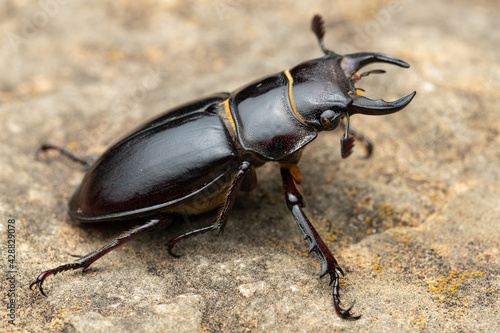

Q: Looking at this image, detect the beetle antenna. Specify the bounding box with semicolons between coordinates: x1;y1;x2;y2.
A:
311;14;334;55
340;113;355;159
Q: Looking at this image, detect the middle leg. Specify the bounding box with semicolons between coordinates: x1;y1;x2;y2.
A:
167;161;252;256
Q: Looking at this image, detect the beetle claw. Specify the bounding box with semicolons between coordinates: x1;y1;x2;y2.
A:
167;243;182;258
29;275;48;297
29;268;61;297
335;299;361;320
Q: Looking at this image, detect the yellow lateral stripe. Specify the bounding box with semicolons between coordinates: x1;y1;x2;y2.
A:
284;69;307;124
223;99;237;133
279;162;303;185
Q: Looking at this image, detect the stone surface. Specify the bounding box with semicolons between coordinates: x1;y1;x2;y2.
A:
1;0;498;332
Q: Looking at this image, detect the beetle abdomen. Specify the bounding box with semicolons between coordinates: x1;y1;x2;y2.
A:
69;99;239;222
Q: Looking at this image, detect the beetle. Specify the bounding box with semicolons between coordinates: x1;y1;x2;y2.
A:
30;15;415;319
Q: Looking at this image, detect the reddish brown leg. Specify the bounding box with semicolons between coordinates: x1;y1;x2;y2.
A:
30;215;172;296
280;166;360;320
167;161;252;256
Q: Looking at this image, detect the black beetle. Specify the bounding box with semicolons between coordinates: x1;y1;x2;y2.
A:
30;15;415;319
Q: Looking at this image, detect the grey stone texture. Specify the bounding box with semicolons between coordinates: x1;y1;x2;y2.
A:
1;0;498;332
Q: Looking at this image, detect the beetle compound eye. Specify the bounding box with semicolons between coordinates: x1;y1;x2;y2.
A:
320;110;340;131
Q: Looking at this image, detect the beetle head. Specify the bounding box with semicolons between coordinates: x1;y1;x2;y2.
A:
302;15;416;158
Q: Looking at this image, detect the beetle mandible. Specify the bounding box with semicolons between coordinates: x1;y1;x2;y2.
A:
30;15;416;319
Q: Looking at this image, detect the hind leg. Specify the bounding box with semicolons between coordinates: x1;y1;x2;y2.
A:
30;215;173;296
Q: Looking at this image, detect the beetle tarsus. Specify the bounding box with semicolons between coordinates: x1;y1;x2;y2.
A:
35;143;93;170
30;262;83;296
335;299;361;320
331;263;361;319
167;244;182;258
167;225;217;257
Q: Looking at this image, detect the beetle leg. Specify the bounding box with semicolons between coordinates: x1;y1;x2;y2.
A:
280;166;361;320
167;161;252;257
340;120;373;158
35;143;95;170
240;165;257;192
30;215;172;296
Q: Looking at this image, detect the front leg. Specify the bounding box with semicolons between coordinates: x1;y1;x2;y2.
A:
280;164;360;320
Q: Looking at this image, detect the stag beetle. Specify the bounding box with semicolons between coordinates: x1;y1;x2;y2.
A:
30;15;415;319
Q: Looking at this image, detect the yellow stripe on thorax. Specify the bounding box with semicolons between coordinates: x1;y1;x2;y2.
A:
222;99;237;133
284;69;307;124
